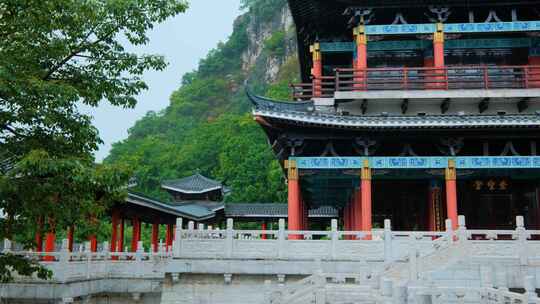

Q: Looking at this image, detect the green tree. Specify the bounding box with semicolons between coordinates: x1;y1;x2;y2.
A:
0;0;188;281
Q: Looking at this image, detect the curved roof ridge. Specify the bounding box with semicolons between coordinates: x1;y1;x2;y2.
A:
161;173;223;194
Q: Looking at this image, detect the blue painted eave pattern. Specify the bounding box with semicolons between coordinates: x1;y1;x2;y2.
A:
291;157;540;169
365;21;540;35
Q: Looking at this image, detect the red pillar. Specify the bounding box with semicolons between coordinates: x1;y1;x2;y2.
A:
67;226;74;252
89;235;97;252
529;48;540;88
88;215;97;252
118;218;124;252
310;43;322;97
43;231;56;262
353;25;367;90
361;160;372;237
353;188;363;232
433;23;445;89
445;160;458;230
287;160;302;239
131;217;141;252
165;224;173;250
427;181;442;231
36;217;43;252
110;210;119;252
261;222;267;240
151;221;159;252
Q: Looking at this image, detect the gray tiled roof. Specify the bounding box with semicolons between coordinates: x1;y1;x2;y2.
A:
170;201;225;212
225;203;338;218
254;108;540;129
248;91;540;129
161;173;223;194
126;192;215;221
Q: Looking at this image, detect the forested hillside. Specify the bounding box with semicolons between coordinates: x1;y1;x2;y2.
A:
105;0;299;203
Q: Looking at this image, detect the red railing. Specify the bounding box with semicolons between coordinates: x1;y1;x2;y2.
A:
291;65;540;100
290;76;335;100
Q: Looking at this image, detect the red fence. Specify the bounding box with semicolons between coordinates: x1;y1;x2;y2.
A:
290;65;540;100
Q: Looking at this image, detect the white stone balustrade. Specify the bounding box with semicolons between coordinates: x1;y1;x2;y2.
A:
3;215;540;286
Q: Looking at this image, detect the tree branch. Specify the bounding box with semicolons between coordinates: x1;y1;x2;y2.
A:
43;26;118;81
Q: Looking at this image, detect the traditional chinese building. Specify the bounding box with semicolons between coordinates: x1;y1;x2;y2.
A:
249;0;540;233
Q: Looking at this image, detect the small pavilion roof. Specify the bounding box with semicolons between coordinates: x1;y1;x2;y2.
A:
225;203;338;218
161;173;223;194
126;192;216;221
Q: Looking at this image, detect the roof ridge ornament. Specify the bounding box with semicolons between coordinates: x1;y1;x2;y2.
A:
427;6;451;23
344;7;373;27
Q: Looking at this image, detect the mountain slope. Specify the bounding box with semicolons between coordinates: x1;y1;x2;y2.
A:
105;0;299;203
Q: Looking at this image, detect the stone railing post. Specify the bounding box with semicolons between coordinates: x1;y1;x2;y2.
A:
330;219;338;259
188;221;194;239
278;219;285;259
102;241;109;257
408;235;418;281
524;275;536;301
84;241;91;279
384;219;393;263
3;239;12;254
135;241;144;260
445;219;454;245
198;223;205;238
59;239;70;264
173;218;183;258
515;215;528;266
226;218;234;258
159;240;165;256
457;215;467;243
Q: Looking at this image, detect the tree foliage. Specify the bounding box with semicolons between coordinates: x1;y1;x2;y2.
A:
106;0;294;204
0;0;187;281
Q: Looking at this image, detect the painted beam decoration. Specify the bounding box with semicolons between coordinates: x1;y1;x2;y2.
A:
292;157;540;169
364;21;540;35
319;38;538;53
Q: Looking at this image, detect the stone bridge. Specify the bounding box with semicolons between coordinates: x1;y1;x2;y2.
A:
2;216;540;304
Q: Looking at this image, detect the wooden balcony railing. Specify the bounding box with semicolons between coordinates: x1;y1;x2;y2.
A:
290;65;540;100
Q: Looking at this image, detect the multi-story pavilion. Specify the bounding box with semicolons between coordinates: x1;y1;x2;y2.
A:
250;0;540;233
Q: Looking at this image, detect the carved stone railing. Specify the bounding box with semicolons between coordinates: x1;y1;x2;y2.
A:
2;239;171;282
3;215;540;284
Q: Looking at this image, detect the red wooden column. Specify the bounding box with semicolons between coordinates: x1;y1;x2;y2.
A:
43;219;56;262
427;181;442;231
110;210;119;259
529;47;540;88
287;160;302;239
433;23;446;89
67;226;74;252
353;25;367;90
261;222;267;240
353;187;363;232
310;43;322;97
36;217;44;252
151;221;159;253
131;217;141;252
88;215;97;252
445;160;458;230
118;218;125;252
165;224;173;250
360;160;372;237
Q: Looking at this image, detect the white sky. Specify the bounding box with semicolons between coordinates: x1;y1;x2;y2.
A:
81;0;243;161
